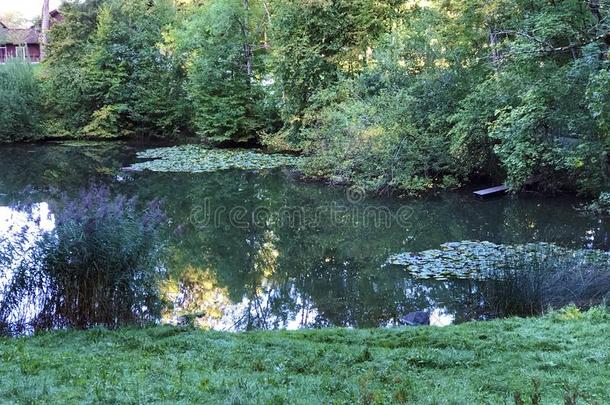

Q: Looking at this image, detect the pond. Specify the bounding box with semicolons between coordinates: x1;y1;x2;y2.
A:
0;142;608;331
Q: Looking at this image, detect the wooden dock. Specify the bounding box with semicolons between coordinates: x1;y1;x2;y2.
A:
473;185;509;197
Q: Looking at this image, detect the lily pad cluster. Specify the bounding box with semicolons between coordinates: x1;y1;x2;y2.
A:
387;241;610;281
58;140;123;148
128;145;304;173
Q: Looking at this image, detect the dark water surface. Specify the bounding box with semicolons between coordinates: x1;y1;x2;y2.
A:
0;142;608;330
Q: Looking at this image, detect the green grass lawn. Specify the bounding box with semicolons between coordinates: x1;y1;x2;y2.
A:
0;307;608;404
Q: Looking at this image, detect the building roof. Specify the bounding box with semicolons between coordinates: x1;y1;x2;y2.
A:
50;10;63;22
0;27;40;45
0;9;62;46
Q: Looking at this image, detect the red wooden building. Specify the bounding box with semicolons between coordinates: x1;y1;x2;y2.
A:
0;10;62;64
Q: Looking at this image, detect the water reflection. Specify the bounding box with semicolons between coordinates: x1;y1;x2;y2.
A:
0;203;56;332
0;203;55;237
0;143;608;332
0;202;55;276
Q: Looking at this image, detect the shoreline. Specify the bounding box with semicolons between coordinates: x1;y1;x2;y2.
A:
0;139;596;204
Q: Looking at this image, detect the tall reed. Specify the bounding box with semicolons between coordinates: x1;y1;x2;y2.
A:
0;186;167;334
479;254;610;318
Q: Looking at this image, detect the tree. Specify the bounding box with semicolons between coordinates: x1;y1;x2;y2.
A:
173;0;275;144
43;0;189;138
42;0;109;135
451;0;610;194
40;0;50;60
266;0;390;148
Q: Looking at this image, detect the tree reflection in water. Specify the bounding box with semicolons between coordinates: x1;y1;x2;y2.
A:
0;143;608;332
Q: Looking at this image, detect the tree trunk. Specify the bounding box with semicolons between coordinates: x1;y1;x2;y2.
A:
588;0;602;23
40;0;50;60
489;29;500;67
588;0;608;59
262;0;271;49
242;0;254;79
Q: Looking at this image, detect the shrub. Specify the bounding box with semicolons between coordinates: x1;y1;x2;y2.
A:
0;186;167;334
0;60;43;142
299;74;462;194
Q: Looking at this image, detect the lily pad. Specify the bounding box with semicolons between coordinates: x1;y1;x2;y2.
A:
127;145;304;173
388;241;610;280
57;140;124;148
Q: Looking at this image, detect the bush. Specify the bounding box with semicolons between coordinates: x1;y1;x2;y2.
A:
0;60;43;142
0;186;167;334
298;72;463;194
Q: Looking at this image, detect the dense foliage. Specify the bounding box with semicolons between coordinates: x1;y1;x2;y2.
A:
2;0;610;195
266;0;391;147
296;1;610;195
0;186;166;334
0;61;42;142
43;0;188;137
174;0;276;143
582;191;610;215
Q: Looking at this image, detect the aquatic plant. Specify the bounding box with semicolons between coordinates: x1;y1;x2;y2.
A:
57;140;125;148
0;186;167;334
128;145;304;173
388;241;610;317
387;241;610;281
479;258;610;318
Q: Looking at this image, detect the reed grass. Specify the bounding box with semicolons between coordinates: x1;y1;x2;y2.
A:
0;186;166;334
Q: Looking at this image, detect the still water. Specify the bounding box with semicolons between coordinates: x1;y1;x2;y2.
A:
0;142;608;330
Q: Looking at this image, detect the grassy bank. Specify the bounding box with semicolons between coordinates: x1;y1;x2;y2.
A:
0;308;608;404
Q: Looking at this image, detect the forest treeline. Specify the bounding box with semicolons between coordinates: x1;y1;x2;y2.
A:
1;0;609;196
